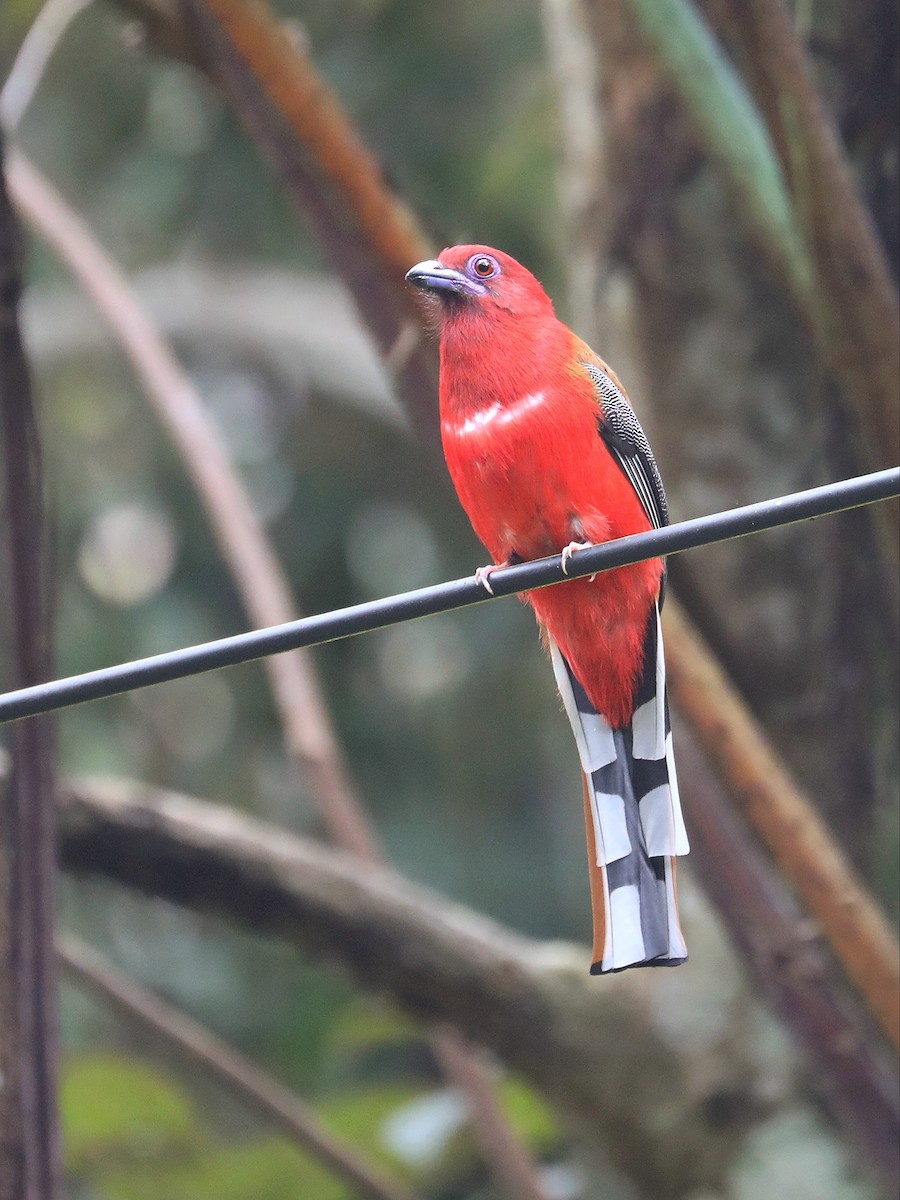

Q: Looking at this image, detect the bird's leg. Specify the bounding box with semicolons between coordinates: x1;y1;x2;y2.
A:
560;540;595;578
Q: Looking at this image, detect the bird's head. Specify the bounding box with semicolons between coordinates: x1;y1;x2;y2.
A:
405;245;556;327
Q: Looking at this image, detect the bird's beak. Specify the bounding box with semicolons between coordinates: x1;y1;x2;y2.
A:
405;259;483;298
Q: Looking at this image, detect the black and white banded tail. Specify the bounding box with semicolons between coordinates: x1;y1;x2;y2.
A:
550;606;689;972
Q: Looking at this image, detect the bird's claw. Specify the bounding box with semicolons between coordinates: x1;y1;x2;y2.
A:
560;540;595;579
475;564;500;595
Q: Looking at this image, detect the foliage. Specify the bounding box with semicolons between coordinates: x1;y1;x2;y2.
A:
60;1046;558;1199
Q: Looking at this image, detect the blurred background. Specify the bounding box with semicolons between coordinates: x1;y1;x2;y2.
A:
1;1;897;1197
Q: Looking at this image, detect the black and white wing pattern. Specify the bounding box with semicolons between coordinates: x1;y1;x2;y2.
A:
582;362;669;534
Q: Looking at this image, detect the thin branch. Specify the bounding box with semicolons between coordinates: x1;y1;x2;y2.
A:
174;0;439;437
57;934;418;1200
5;148;547;1200
49;768;899;1198
715;0;900;479
677;725;900;1186
664;599;900;1050
6;146;377;861
0;0;93;129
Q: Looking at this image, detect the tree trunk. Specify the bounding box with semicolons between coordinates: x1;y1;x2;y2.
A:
0;129;62;1200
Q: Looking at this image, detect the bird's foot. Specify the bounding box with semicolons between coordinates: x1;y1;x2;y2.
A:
475;563;502;595
560;540;596;580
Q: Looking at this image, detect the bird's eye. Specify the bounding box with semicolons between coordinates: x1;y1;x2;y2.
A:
468;254;499;280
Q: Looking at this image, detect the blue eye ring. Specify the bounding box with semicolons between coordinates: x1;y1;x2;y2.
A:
467;254;500;280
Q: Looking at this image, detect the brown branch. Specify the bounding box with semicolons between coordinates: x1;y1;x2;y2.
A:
664;599;900;1049
715;0;900;482
5;147;377;863
0;130;62;1200
174;0;439;438
58;934;418;1200
52;771;770;1198
6;147;549;1200
50;768;900;1197
677;725;900;1186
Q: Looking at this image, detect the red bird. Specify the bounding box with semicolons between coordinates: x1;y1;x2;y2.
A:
407;245;689;972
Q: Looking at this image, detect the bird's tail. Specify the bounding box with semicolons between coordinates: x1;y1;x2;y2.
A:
550;605;689;972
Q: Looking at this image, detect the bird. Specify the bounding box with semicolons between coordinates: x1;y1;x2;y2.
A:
406;245;689;973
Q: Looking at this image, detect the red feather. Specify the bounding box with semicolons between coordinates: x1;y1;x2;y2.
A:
432;245;662;729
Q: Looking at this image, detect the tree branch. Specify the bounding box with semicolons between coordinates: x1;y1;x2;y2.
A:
716;0;900;485
9;737;900;1192
677;725;900;1186
174;0;437;437
0;0;92;130
6;146;378;862
52;770;780;1199
590;0;899;565
665;600;900;1050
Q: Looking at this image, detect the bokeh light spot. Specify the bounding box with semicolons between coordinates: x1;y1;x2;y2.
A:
77;503;177;606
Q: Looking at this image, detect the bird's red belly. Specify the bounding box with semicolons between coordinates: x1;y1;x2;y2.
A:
529;565;659;727
442;409;662;726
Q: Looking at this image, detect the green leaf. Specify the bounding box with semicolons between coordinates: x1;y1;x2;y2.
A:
62;1054;360;1200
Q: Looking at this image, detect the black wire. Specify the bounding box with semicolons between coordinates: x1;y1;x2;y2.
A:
1;466;897;724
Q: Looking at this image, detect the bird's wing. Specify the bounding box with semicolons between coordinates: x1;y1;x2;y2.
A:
580;361;669;533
